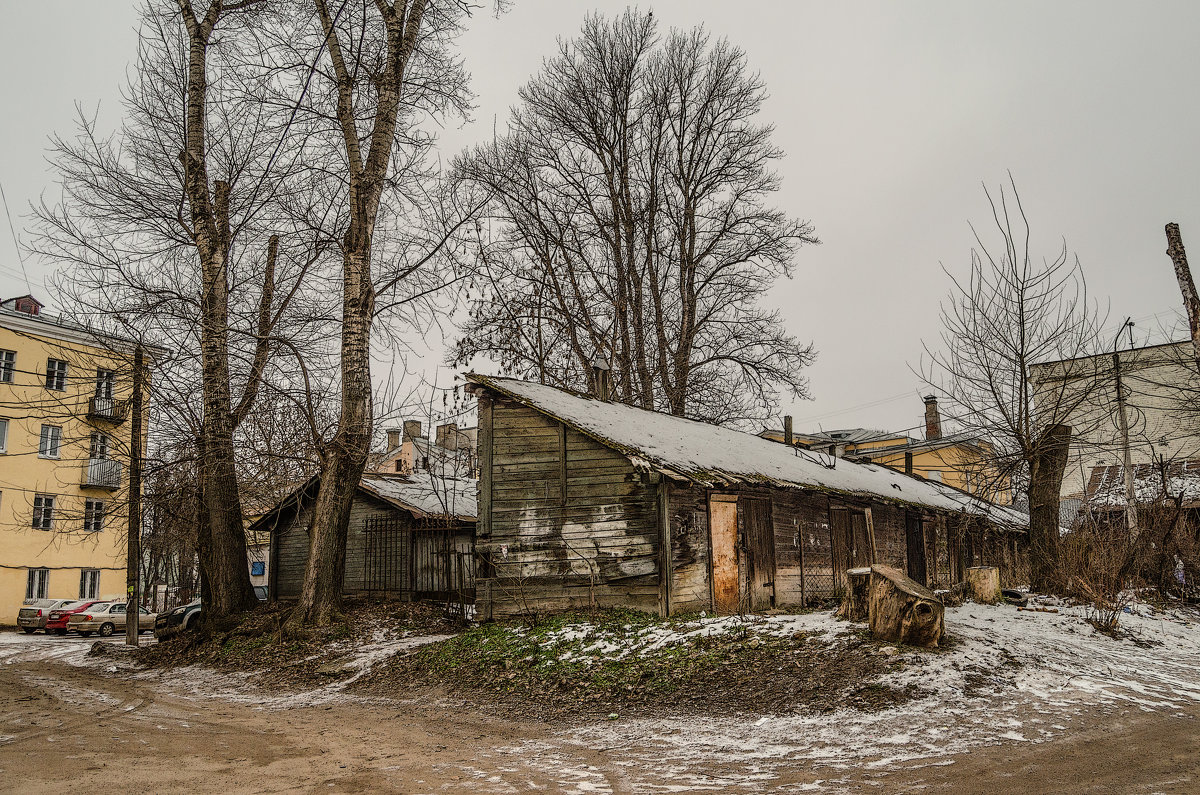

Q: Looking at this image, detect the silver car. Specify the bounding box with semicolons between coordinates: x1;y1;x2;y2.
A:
16;599;76;633
67;602;156;637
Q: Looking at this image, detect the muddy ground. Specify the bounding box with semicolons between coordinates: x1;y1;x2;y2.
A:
0;649;1196;794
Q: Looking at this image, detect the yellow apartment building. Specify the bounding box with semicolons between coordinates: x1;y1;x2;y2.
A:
762;395;1010;504
0;295;151;625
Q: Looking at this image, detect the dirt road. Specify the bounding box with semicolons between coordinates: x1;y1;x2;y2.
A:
0;643;1197;794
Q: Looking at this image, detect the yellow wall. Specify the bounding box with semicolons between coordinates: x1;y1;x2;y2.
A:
0;312;143;624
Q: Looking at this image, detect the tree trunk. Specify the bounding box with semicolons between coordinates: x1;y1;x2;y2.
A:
866;565;944;648
179;1;258;620
287;0;427;630
1029;423;1072;592
1166;222;1200;370
965;565;1001;604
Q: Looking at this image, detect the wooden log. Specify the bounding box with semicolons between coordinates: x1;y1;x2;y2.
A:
965;566;1001;604
866;564;944;648
839;566;872;622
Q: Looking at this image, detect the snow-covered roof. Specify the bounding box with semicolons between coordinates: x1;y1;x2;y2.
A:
1085;460;1200;507
362;472;477;521
469;375;1027;528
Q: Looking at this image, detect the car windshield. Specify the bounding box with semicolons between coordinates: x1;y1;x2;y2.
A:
57;601;82;610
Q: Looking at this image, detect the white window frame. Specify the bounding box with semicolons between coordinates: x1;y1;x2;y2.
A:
0;349;13;383
83;499;105;533
79;569;100;600
39;425;62;459
26;568;49;600
0;417;7;453
32;494;55;530
45;358;68;391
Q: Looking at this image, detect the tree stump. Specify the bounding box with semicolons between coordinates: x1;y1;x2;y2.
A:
867;565;944;648
965;566;1001;604
839;567;872;622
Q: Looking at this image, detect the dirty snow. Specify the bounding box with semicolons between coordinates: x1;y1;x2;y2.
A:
470;374;1026;527
476;601;1200;792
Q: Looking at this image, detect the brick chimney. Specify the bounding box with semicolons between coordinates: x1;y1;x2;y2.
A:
436;422;459;451
402;420;423;443
385;427;402;450
924;395;941;441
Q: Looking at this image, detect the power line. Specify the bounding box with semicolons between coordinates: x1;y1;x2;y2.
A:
0;179;31;293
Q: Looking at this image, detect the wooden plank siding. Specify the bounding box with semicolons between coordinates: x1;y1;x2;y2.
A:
477;397;661;617
473;388;1030;619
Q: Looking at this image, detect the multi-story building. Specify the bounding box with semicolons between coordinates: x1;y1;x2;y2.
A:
0;295;151;624
1030;339;1200;520
761;396;1009;504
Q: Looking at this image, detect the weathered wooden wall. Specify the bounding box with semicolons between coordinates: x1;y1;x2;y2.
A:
477;395;661;617
274;493;476;599
274;494;402;598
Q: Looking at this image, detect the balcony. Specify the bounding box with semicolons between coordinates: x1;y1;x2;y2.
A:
82;458;122;490
87;397;127;423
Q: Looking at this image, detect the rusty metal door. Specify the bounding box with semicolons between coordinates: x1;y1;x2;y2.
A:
709;494;739;614
742;498;775;610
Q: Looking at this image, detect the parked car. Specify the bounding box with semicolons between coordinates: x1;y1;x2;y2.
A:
154;599;201;640
67;603;156;637
16;599;77;634
45;600;110;635
155;587;267;640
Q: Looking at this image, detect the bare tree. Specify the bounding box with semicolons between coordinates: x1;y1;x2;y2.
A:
923;176;1107;591
453;10;817;425
280;0;481;628
35;0;323;620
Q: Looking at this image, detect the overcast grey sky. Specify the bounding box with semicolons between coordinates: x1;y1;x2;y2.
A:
2;1;1199;435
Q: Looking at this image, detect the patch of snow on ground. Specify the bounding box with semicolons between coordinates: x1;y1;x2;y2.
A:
498;602;1200;792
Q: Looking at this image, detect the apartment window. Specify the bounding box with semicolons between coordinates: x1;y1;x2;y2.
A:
79;569;100;600
90;433;110;460
39;425;62;458
26;568;49;600
83;499;105;533
0;417;7;452
95;368;115;400
32;494;55;530
45;358;68;391
0;350;13;383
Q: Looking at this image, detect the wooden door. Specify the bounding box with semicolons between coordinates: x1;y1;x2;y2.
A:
905;511;928;586
850;511;871;567
742;498;776;611
830;508;852;590
709;495;740;614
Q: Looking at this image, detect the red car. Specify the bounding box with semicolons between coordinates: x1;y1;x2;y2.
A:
44;600;110;635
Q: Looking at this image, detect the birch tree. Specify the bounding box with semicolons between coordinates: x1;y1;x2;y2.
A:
37;0;316;620
282;0;480;628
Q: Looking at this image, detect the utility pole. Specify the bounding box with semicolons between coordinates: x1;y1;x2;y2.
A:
125;345;145;647
1112;319;1137;536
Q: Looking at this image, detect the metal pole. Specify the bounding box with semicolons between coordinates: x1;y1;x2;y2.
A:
125;345;144;647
